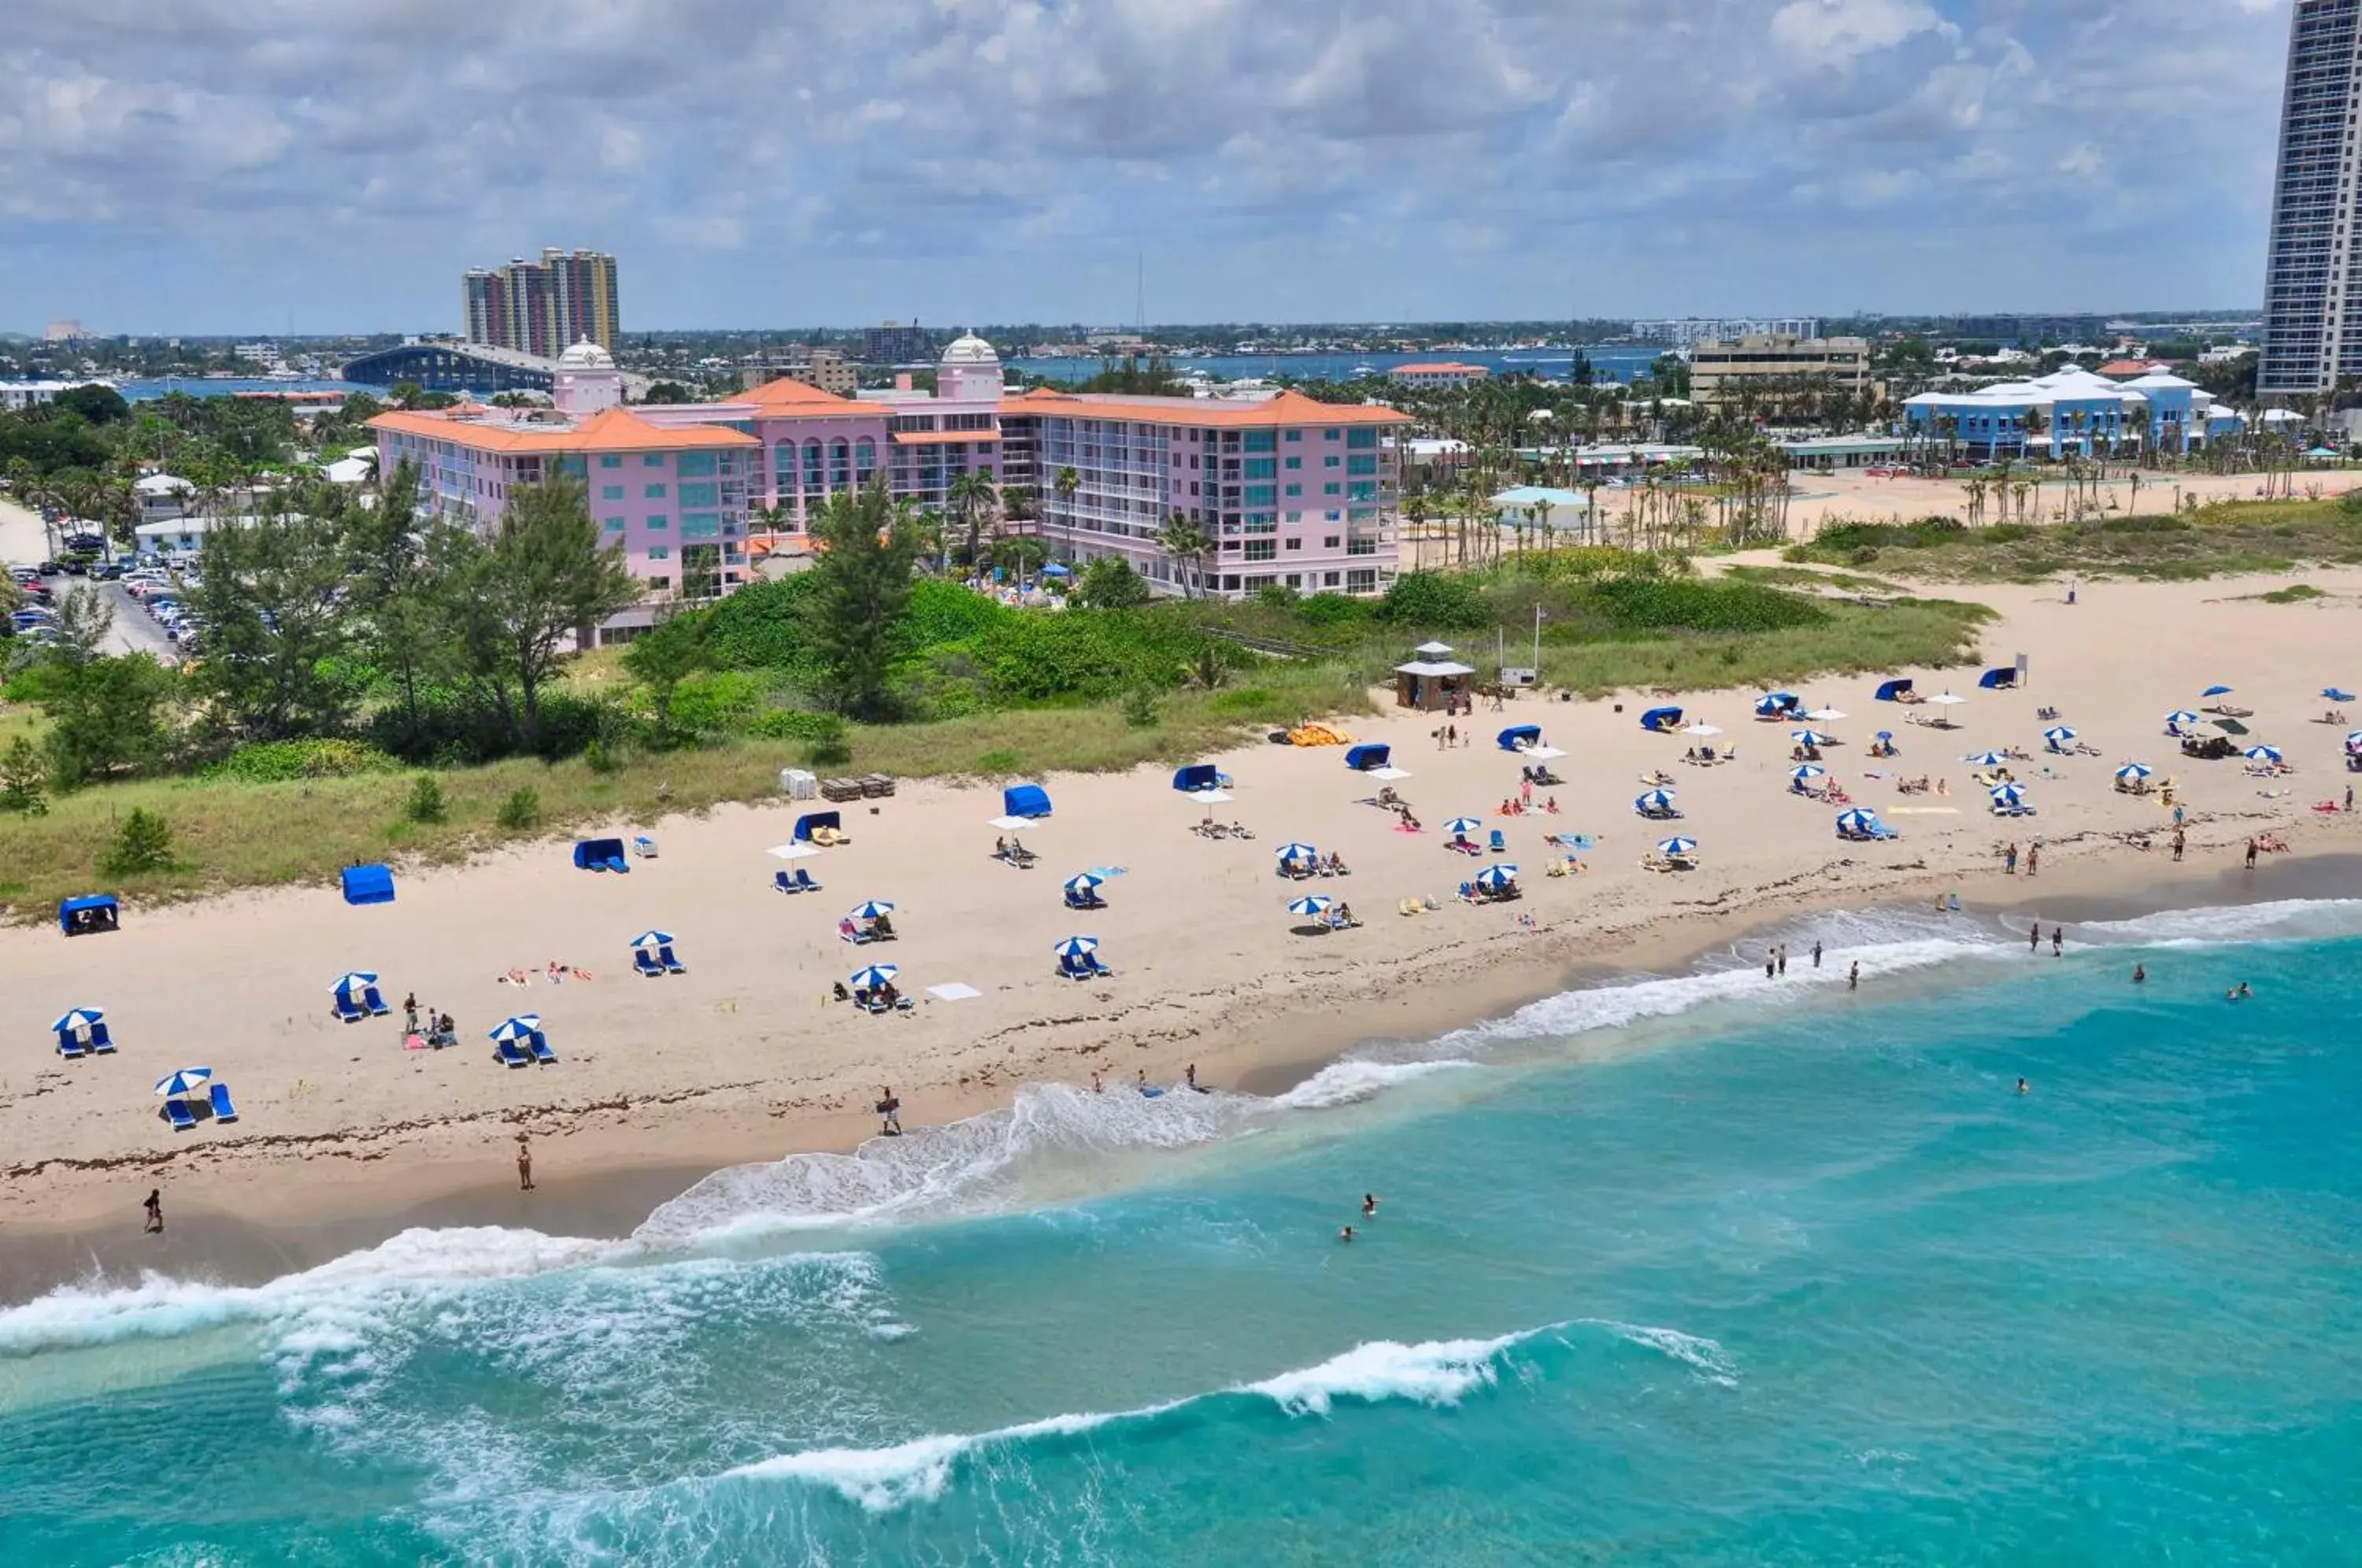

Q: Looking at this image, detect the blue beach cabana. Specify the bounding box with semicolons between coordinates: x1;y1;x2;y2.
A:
794;811;842;843
573;838;630;872
1638;707;1682;733
1344;743;1391;772
1003;783;1053;819
1172;764;1220;794
1874;678;1914;703
340;864;395;905
58;893;119;937
1978;666;2018;690
1497;724;1543;752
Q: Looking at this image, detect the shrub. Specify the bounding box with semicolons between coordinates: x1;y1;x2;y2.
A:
583;737;621;775
702;573;824;671
1583;578;1828;633
0;735;48;815
1294;592;1372;627
1378;571;1491;630
201;738;398;783
496;786;542;830
99;808;176;875
405;774;447;824
1122;686;1160;727
664;670;765;737
742;707;850;741
805;736;853;767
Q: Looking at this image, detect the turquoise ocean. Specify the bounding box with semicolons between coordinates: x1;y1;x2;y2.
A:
3;897;2359;1565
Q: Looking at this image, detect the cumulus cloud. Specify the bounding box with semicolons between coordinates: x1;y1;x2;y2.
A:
0;0;2297;330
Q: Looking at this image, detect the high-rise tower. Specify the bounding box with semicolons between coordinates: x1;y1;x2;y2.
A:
2260;1;2362;397
461;249;620;355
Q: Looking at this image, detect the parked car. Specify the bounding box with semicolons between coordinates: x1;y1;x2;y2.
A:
62;532;106;553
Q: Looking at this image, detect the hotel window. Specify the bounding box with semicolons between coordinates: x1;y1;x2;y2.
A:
604;517;626;532
1243;430;1276;453
602;485;624;501
1346;569;1377;592
1286;430;1302;442
1324;455;1341;468
1243;538;1276;562
645;484;667;499
643;453;666;468
678;452;717;478
1324;483;1342;497
679;482;718;508
1284;537;1302;550
804;441;824;491
1324;428;1342;440
1284;456;1301;469
1244;458;1275;479
1325;510;1342;522
829;439;850;487
1244;486;1275;506
1323;571;1341;587
646;515;669;530
1284;484;1301;497
1348;483;1377;501
602;454;623;468
856;438;876;481
646;575;671;590
1348;429;1378;449
646;545;670;560
1323;535;1340;549
1285;511;1303;523
1347;455;1378;476
680;513;721;539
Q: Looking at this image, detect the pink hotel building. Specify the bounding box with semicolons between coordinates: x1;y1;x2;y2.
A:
371;335;1409;639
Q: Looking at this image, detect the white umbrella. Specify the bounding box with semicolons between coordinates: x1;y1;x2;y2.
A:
153;1067;213;1098
1804;707;1848;722
2245;744;2284;764
2115;763;2154;785
1062;872;1105;894
328;971;378;997
1680;721;1723;737
1927;691;1968;705
1964;750;2009;767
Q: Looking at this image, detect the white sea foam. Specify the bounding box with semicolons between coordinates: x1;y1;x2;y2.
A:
1242;1331;1523;1414
1271;1057;1479;1109
2070;897;2362;948
1588;1319;1742;1388
729;1407;1143;1514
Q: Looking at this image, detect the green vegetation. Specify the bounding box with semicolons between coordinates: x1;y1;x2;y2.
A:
1721;564;1908;595
99;808;176;877
2253;583;2327;604
1784;499;2362;582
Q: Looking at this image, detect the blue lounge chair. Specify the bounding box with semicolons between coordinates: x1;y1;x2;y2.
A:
793;867;820;893
1489;829;1507;853
361;985;391;1017
634;949;665;978
88;1021;115;1054
1058;955;1090;981
165;1097;198;1132
496;1039;531;1068
659;944;687;974
1064;889;1105;911
334;993;368;1023
55;1031;87;1060
1084;954;1116;979
774;869;801;893
528;1031;557;1065
209;1082;239;1123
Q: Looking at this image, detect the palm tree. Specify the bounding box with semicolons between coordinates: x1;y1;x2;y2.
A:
947;472;998;577
1053;465;1080;563
1156;512;1215;598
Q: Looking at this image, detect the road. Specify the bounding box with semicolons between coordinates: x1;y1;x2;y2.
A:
2;496;180;663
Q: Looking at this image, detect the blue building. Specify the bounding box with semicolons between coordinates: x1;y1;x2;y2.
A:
1905;368;2238;460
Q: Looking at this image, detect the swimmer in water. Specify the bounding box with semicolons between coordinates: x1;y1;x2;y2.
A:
2016;1077;2029;1094
2132;963;2146;984
1338;1226;1356;1243
1362;1193;1378;1218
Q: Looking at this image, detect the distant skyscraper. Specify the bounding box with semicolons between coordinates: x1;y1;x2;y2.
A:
2260;0;2362;397
862;320;936;366
462;249;620;356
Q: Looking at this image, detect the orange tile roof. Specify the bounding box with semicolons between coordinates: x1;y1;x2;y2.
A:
367;404;755;454
736;375;861;411
890;428;1001;446
998;386;1408;427
2097;359;2163;377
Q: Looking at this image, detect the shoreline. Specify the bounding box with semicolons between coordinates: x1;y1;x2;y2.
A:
5;843;2354;1304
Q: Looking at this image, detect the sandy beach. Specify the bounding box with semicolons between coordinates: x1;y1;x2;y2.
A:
6;568;2361;1282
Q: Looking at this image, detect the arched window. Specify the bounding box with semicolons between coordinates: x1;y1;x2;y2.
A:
854;437;876;483
829;438;851;490
775;445;798;497
802;440;824;496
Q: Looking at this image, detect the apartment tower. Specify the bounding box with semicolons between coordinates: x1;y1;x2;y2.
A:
2260;0;2362;397
462;248;621;356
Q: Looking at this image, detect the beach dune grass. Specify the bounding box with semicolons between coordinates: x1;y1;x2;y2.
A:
1786;497;2362;582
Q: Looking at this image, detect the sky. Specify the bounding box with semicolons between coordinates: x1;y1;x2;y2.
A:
0;0;2300;335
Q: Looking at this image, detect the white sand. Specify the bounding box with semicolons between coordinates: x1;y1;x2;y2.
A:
6;569;2361;1228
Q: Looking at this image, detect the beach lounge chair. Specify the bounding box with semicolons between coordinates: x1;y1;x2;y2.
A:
1398;897;1423;916
1083;952;1116;978
333;993;368;1024
165;1097;198;1132
88;1020;115;1053
794;867;822;893
56;1030;87;1060
659;944;687;974
775;869;798;893
634;949;665;978
528;1031;557;1066
1064;889;1106;912
1057;954;1091;980
1488;829;1507;853
632;835;658;858
361;985;391;1017
208;1082;239;1123
495;1038;532;1068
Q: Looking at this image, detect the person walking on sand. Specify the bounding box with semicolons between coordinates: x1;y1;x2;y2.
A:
1090;1070;1104;1093
1848;960;1860;991
516;1137;534;1192
143;1188;163;1234
878;1087;902;1136
2245;837;2259;871
2171;827;2186;863
2026;842;2040;878
2004;842;2019;875
403;993;418;1033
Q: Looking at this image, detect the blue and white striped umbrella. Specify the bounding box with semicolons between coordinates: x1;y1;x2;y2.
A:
487;1013;542;1042
1835;808;1881;834
1473;863;1520;889
1788;764;1827;782
1657;837;1698;856
1790;729;1835;748
1990;782;2027;807
2164;710;2199;730
1441;817;1483;835
328;971;377;997
2245;744;2284;764
628;930;676;950
1755;691;1798;716
2042;725;2077;745
2114;763;2154;785
1061;872;1105;895
152;1067;213;1098
1634;789;1676;814
1286;894;1334;918
849;963;900;990
846;900;896;922
1964;750;2010;767
51;1007;104;1034
1051;935;1101;958
1273;841;1317;863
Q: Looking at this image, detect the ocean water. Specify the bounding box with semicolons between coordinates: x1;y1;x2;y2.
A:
1008;348;1664;386
4;900;2359;1565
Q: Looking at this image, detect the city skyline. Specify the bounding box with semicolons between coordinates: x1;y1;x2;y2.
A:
0;1;2301;335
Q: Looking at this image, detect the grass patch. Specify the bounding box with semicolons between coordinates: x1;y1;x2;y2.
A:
1786;498;2362;582
1722;564;1908;595
2250;582;2328;603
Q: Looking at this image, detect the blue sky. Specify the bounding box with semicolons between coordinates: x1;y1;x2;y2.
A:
0;0;2297;335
